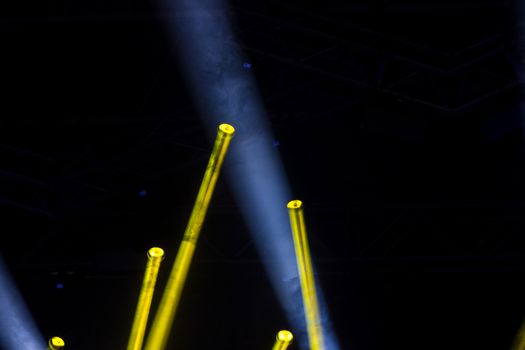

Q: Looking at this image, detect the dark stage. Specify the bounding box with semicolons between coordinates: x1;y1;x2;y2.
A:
2;0;525;349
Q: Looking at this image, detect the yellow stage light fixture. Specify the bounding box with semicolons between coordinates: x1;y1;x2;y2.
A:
127;247;165;350
272;330;293;350
510;316;525;350
48;336;65;350
144;123;235;350
287;199;324;350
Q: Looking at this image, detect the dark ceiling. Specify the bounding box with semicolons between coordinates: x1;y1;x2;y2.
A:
1;0;525;349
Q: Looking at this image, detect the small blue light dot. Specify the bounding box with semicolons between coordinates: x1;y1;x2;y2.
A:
139;190;147;197
242;62;252;69
56;283;64;289
272;140;280;147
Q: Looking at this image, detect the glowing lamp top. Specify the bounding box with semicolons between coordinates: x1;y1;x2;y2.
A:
49;336;65;349
147;247;165;259
277;330;293;342
218;123;235;136
287;199;303;209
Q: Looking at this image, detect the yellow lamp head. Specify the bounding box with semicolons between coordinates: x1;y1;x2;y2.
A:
218;123;235;136
147;247;165;260
277;330;293;343
287;200;303;209
48;336;65;349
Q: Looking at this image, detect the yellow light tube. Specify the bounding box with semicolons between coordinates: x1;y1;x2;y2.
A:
143;123;235;350
48;336;65;350
287;199;324;350
127;247;165;350
510;317;525;350
272;330;293;350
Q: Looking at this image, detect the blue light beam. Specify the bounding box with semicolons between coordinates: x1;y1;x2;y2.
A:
157;0;340;348
0;258;45;350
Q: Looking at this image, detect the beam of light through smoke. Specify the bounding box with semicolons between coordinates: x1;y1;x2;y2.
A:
0;258;45;350
156;0;340;348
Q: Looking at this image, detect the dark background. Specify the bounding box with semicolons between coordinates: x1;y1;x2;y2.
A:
1;0;525;349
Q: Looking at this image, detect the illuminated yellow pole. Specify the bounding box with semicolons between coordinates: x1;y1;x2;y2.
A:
287;199;325;350
143;123;235;350
127;247;165;350
272;330;293;350
48;336;65;350
510;317;525;350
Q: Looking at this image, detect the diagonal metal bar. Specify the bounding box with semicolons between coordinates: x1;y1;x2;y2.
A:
0;197;53;216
